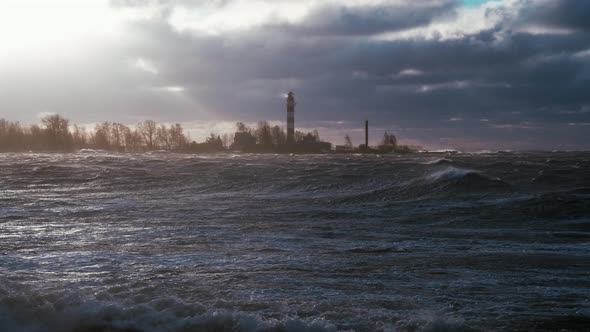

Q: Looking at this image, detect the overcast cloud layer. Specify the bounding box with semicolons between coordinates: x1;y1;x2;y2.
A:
0;0;589;150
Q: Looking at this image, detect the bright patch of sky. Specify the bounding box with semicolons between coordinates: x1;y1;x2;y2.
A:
463;0;492;7
374;0;511;41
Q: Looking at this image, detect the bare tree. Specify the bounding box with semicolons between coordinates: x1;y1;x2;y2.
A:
72;125;88;150
92;122;111;150
111;123;124;151
294;130;306;143
270;125;286;145
169;124;186;150
381;131;397;147
125;125;143;152
41;114;72;150
140;120;157;150
28;124;45;150
0;119;26;151
255;121;273;145
156;124;171;150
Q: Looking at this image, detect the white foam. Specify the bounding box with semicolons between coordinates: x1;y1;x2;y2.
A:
427;166;478;181
0;292;338;332
423;158;452;165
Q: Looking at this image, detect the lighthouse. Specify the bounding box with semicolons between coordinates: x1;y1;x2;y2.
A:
286;91;295;144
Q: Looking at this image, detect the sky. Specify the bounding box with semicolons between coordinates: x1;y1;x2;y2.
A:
0;0;589;151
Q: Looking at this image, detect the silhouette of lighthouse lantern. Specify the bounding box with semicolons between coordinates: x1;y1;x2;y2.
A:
286;92;296;144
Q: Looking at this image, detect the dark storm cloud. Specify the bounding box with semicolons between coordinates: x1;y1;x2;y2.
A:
517;0;590;31
108;0;590;149
3;0;587;149
275;0;459;36
111;0;461;36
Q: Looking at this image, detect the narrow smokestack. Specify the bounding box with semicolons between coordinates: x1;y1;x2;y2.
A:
365;120;368;149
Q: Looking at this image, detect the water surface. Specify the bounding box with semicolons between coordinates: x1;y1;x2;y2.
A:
1;152;589;331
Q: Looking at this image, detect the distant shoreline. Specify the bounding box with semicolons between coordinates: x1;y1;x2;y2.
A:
1;149;588;155
1;115;421;155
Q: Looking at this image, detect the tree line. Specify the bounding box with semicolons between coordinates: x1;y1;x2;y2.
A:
0;114;201;152
0;115;327;153
234;121;321;145
0;114;408;153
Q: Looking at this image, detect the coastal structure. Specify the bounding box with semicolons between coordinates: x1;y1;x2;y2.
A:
287;92;295;144
365;120;369;149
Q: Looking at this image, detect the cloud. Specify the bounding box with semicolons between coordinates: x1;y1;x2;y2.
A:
134;57;159;74
110;0;459;36
0;0;589;149
516;0;590;32
277;0;459;36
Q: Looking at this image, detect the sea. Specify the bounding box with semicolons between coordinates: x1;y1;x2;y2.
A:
0;151;589;332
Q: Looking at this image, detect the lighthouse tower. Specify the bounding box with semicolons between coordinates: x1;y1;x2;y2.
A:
286;92;296;144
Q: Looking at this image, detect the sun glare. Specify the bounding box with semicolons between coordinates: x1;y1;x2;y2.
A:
0;0;122;61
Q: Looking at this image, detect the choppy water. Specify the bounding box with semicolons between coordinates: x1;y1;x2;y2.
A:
1;151;589;332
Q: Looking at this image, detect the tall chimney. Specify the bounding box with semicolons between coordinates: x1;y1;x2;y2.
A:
286;92;295;144
365;120;368;149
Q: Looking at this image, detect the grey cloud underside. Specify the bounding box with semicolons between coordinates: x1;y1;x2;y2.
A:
517;0;590;31
112;0;461;37
273;1;458;36
2;0;589;150
120;0;590;148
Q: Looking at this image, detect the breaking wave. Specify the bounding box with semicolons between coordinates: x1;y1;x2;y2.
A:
0;289;482;332
0;285;479;332
0;286;336;332
423;158;452;165
427;166;479;181
424;166;509;190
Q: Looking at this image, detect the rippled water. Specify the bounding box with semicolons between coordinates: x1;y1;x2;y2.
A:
0;151;589;332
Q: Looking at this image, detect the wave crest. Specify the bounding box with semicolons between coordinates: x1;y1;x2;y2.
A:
427;167;473;181
424;166;509;192
0;290;337;332
423;158;453;165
